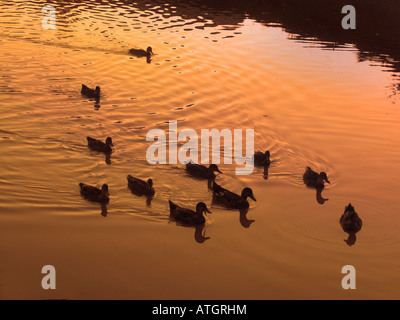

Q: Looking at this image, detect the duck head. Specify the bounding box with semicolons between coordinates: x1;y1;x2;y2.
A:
196;202;212;215
265;150;270;158
147;178;153;188
95;86;101;94
319;172;330;184
241;188;256;201
105;137;114;147
101;184;109;195
209;164;222;174
147;46;153;55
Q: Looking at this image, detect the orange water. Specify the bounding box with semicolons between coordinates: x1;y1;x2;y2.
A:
1;0;400;299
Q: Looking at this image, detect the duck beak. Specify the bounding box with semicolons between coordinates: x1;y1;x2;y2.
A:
205;207;212;214
250;194;257;201
325;178;330;184
217;169;222;174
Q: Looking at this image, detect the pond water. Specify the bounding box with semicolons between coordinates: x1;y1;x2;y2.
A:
1;0;400;299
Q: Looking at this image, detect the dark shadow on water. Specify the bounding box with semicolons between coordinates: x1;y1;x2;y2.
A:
169;218;211;244
239;208;255;228
101;202;108;217
129;188;154;207
344;232;357;246
105;152;111;165
79;194;109;217
263;166;269;180
194;225;211;243
316;187;329;205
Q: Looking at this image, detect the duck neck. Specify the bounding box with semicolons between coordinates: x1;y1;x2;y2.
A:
316;175;325;186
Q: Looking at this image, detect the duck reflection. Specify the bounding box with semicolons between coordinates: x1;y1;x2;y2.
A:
239;208;255;228
105;152;111;165
344;232;357;246
194;225;211;243
128;190;153;207
101;202;108;217
263;165;269;180
145;194;154;207
316;187;328;205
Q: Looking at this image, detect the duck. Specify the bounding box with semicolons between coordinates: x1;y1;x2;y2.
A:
79;183;109;203
87;136;113;154
186;163;222;180
81;84;100;100
212;181;256;209
254;150;271;167
129;46;153;58
169;201;211;226
340;203;363;233
303;166;330;189
127;175;155;197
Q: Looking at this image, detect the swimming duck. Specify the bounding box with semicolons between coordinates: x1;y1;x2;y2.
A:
81;84;100;100
79;183;109;203
254;150;271;167
303;166;330;189
340;203;363;233
169;201;211;226
212;181;256;209
186;163;222;180
129;46;153;58
127;175;155;197
87;136;113;154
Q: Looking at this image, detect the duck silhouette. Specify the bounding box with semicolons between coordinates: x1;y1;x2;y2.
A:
81;84;100;101
212;181;256;209
303;166;330;189
127;175;155;206
254;150;271;167
87;136;113;154
340;203;362;233
169;201;211;226
186;163;222;180
340;203;363;246
79;183;109;203
129;46;153;58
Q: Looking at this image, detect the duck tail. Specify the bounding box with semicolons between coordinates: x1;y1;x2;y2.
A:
345;203;355;212
168;200;177;211
79;182;84;190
